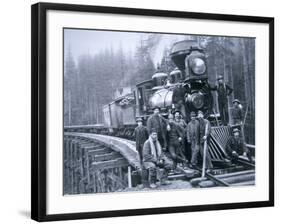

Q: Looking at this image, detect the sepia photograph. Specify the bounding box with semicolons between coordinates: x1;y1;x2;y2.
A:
63;28;256;195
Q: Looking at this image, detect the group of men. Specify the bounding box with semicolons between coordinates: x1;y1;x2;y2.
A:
134;107;214;188
133;74;251;188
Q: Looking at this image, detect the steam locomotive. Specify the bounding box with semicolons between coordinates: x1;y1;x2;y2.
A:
102;39;216;137
65;39;254;169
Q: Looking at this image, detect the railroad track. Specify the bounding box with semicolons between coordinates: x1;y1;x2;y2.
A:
188;158;255;188
64;131;255;192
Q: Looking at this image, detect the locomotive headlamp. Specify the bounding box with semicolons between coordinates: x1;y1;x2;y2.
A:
190;92;204;109
190;58;206;75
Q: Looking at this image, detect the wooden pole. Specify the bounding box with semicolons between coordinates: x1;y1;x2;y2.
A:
201;121;209;178
127;166;132;188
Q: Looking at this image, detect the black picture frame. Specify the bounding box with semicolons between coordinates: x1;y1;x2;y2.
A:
31;2;274;222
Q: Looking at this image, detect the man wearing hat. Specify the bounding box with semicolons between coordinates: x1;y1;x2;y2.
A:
142;129;172;188
174;110;188;129
186;111;200;167
174;110;189;161
147;106;168;150
225;128;252;163
211;75;233;125
231;99;243;125
166;114;188;170
134;117;149;162
197;110;213;170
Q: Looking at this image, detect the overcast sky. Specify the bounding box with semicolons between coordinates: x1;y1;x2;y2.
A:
64;29;188;67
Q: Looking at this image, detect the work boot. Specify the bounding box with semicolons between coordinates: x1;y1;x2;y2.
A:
148;168;157;189
159;169;172;186
149;183;158;189
141;169;149;188
160;178;172;186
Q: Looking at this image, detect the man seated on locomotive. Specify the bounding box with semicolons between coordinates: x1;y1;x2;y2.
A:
147;106;168;150
142;128;173;188
210;75;233;126
134;117;149;163
166;114;188;170
197;110;213;170
225;128;253;163
186;111;200;168
231;99;243;126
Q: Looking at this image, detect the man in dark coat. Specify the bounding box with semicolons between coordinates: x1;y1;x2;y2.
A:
231;99;243;125
142;129;173;188
197;110;213;170
174;110;189;160
133;117;149;162
167;114;188;170
211;75;233;125
174;110;188;129
147;106;168;150
225;128;252;163
186;111;200;167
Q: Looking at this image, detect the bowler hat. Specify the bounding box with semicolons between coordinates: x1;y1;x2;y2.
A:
150;128;157;134
173;110;181;115
233;99;241;104
136;117;143;122
198;110;204;115
233;128;240;134
153;106;161;110
217;75;224;80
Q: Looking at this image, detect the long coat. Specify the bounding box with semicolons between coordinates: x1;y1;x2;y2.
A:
167;121;183;143
142;138;173;170
212;83;233;104
147;114;167;147
198;118;211;144
231;106;243;124
186;120;199;144
134;126;149;151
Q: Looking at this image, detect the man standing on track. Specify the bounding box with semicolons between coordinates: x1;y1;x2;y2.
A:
197;110;213;171
167;114;188;170
147;106;168;150
134;117;149;163
186;111;200;167
174;110;189;161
